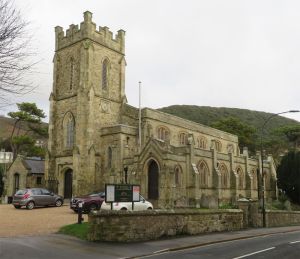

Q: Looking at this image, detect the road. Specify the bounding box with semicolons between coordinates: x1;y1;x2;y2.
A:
1;229;300;259
146;230;300;259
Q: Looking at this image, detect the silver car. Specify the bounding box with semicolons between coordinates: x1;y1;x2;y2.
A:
12;188;64;210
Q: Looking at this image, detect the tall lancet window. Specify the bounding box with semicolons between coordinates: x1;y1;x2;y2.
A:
70;58;75;90
64;112;75;149
102;59;109;89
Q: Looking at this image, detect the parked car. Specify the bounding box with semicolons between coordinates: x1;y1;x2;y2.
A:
101;195;153;211
12;188;64;210
70;191;105;213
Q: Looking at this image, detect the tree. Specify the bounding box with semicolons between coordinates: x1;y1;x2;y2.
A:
277;151;300;204
7;102;47;159
210;117;257;153
0;0;35;106
275;125;300;150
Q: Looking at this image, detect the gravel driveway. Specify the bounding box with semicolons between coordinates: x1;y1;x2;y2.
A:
0;204;87;237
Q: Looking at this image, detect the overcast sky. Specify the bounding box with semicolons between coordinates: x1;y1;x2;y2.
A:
2;0;300;122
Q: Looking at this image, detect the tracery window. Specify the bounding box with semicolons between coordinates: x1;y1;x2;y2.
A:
179;132;188;145
102;59;109;89
197;136;207;149
215;140;222;152
157;126;170;141
63;112;75;149
219;163;228;188
198;160;209;187
227;144;234;154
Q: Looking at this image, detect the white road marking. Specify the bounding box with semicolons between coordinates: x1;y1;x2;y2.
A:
290;240;300;244
232;247;275;259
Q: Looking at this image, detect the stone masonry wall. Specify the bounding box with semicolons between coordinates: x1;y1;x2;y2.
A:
266;210;300;227
87;209;243;242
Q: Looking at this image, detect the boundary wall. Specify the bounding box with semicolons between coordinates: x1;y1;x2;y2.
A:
88;209;243;242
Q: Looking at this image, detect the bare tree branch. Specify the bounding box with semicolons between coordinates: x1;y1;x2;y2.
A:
0;0;36;104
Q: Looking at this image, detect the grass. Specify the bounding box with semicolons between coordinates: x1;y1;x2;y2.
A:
58;222;89;240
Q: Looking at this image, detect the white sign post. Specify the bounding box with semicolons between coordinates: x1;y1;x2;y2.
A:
0;151;13;203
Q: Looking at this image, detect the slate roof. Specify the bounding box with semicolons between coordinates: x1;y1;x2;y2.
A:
23;158;45;174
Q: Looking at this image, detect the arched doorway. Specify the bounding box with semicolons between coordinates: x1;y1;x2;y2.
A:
148;160;159;199
64;169;73;198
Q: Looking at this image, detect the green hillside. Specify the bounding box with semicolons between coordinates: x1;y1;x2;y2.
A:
0;115;48;142
158;105;300;159
158;105;300;134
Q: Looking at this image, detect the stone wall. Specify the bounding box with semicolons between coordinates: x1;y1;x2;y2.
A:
238;201;300;228
266;210;300;227
87;209;243;242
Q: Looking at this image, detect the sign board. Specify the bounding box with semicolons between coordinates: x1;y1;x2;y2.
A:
0;152;13;164
105;184;140;203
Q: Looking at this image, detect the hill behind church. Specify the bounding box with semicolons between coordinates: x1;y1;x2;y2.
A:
158;105;300;134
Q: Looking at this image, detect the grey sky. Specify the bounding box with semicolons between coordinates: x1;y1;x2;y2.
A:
2;0;300;122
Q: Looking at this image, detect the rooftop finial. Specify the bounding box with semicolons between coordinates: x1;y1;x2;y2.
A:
84;11;93;23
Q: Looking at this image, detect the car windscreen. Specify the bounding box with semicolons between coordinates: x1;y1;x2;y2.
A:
15;190;27;195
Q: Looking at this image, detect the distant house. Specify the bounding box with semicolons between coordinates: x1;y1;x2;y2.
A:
5;156;45;198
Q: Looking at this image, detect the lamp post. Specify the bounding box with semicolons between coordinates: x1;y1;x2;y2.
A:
260;110;300;227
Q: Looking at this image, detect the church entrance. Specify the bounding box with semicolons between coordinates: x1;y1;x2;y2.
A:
64;169;73;199
148;160;159;200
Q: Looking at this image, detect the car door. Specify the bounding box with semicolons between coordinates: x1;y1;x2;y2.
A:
32;189;43;206
41;189;55;205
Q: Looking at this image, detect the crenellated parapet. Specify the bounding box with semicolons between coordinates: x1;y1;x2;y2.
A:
55;11;125;54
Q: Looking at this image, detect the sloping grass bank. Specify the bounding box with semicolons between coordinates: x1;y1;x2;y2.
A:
58;222;89;240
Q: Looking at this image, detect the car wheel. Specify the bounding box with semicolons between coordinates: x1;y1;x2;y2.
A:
55;199;63;207
147;207;153;210
14;205;21;209
120;207;127;211
89;204;98;212
26;201;35;210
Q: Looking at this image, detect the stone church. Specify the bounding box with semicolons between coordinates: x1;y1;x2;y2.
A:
45;11;277;208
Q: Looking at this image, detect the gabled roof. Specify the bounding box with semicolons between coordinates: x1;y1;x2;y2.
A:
22;158;45;174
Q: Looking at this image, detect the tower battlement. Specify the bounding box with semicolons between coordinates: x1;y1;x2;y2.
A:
55;11;125;54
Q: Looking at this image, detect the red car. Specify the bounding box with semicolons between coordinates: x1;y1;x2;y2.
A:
70;192;105;213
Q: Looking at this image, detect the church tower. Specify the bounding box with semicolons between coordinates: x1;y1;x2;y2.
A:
45;11;126;197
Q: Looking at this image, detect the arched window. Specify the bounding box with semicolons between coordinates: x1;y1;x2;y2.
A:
179;132;188;145
215;140;222;152
197;136;207;149
174;165;182;187
102;59;109;89
236;167;244;189
70;58;75;90
63;112;75;149
108;147;112;169
157;126;170;141
219;163;228;188
198;160;209;187
227;144;234;154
